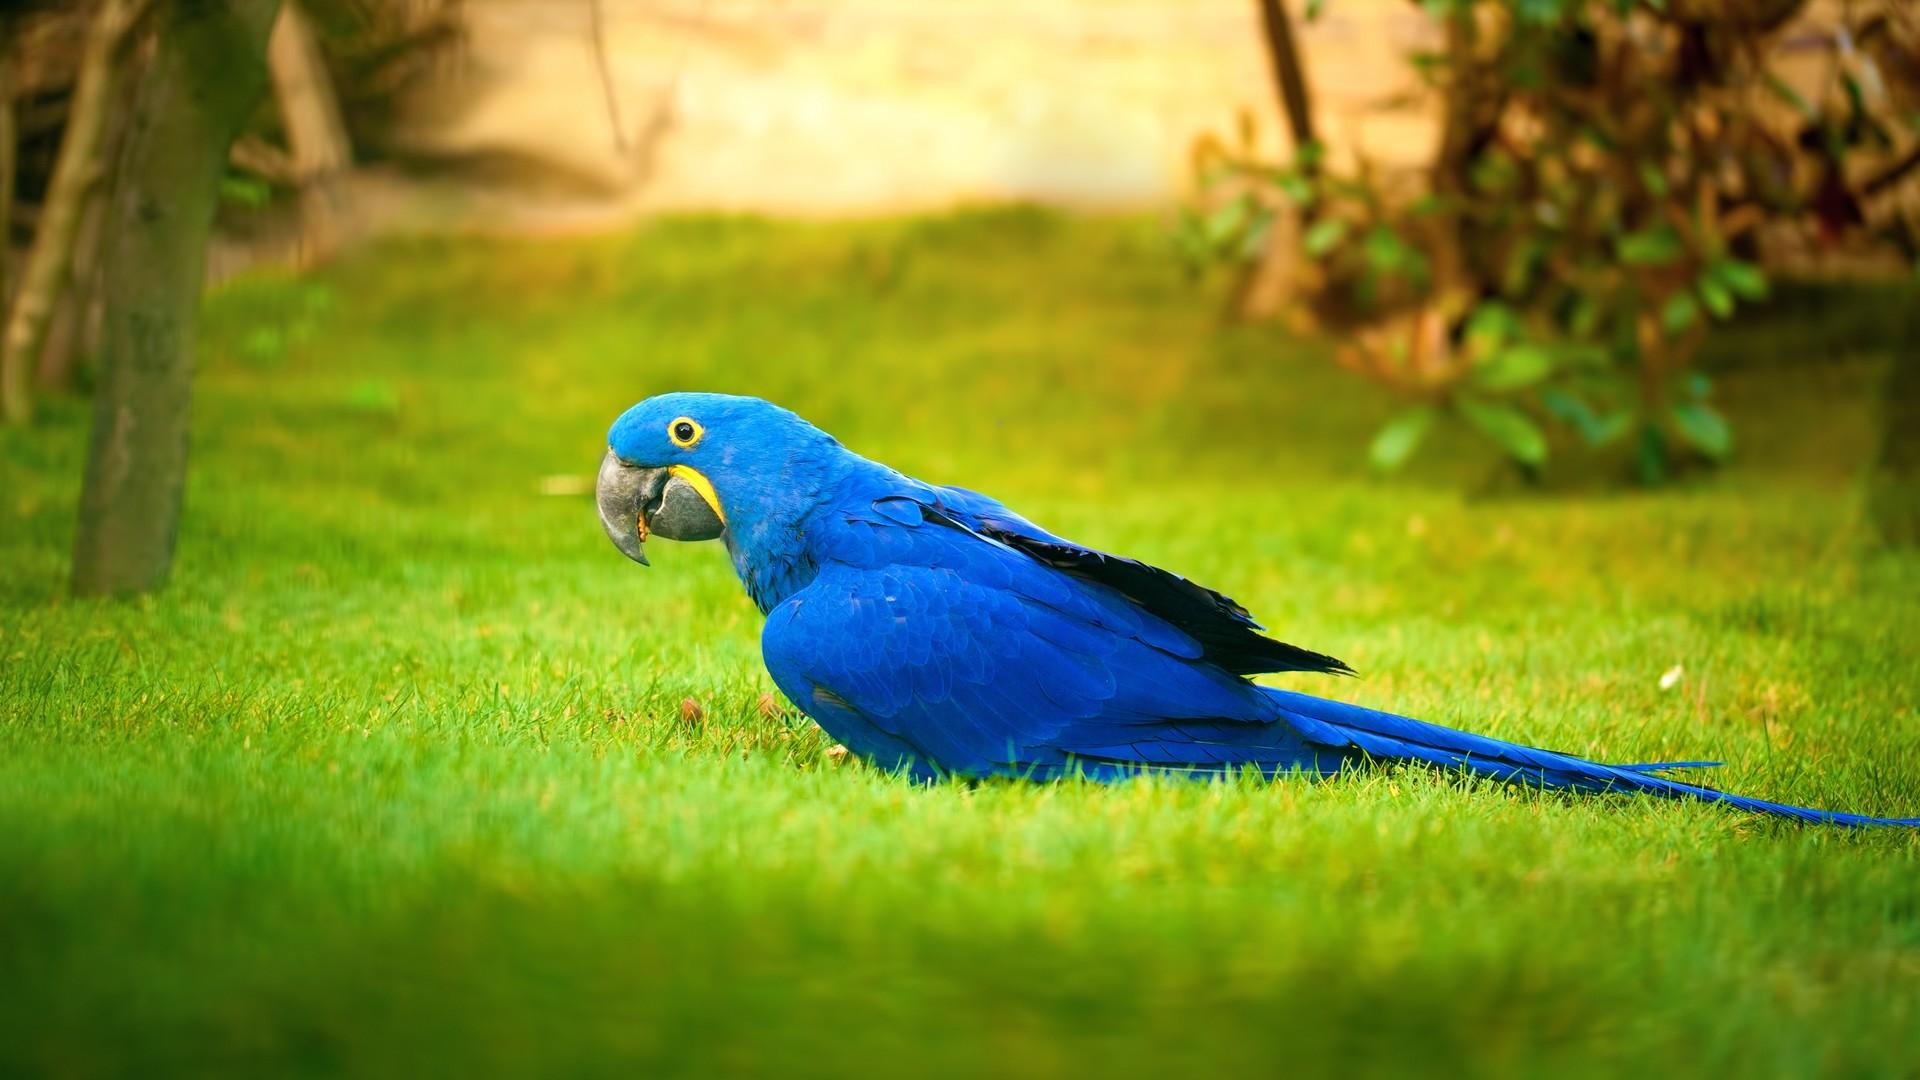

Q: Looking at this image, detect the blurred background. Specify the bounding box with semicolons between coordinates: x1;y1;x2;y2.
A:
1;2;1918;1076
3;0;1916;518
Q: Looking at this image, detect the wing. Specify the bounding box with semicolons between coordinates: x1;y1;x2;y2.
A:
760;504;1335;779
925;484;1352;677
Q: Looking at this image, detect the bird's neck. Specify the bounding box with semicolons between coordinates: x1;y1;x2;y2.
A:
725;531;814;614
722;449;857;613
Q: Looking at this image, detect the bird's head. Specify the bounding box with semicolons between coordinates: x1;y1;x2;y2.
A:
597;392;836;565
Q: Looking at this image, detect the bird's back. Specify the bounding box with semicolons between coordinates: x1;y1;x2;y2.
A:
760;467;1346;778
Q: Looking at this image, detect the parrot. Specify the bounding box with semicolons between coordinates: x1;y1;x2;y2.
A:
596;392;1917;827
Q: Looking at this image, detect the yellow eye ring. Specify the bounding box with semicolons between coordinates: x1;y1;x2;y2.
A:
668;416;704;449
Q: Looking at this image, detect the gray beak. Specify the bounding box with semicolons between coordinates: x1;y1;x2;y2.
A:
595;449;726;566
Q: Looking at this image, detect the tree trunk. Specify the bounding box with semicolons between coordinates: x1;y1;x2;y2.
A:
51;35;152;393
41;45;144;393
1233;0;1319;320
0;14;15;321
0;0;142;425
588;0;628;153
71;0;282;598
1254;0;1317;154
266;0;351;264
1426;8;1484;300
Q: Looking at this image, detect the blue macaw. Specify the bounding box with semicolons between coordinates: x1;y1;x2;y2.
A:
596;393;1915;827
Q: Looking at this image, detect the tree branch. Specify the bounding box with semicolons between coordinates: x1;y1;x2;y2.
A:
588;0;627;153
1;0;148;425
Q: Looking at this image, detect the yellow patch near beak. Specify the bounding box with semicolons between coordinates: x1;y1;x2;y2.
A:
667;465;726;525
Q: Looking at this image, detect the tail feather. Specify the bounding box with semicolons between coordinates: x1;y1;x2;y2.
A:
1263;688;1918;828
1615;760;1722;773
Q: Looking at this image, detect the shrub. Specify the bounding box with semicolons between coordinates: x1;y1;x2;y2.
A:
1179;0;1919;481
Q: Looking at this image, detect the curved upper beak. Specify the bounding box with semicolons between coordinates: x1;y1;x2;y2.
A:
596;450;726;566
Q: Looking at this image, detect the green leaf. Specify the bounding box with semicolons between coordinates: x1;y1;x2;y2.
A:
1587;410;1633;446
1543;388;1629;447
1637;424;1670;485
1672;401;1732;459
1502;238;1544;296
1637;161;1669;198
1567;293;1602;338
219;173;273;209
1275;173;1315;207
1469;149;1519;194
1368;406;1437;473
1363;224;1409;271
1842;70;1867;116
1236;214;1275;261
1465;301;1520;352
1764;73;1812;116
1713;259;1768;301
1618;225;1685;266
1171;211;1211;271
1698;277;1734;319
1578;123;1618;153
1661;292;1699;336
1303;218;1350;258
1458;398;1548;467
1474;344;1555;391
1204;198;1251;248
1306;0;1327;20
1541;386;1590;423
1559;341;1613;370
1516;0;1568;22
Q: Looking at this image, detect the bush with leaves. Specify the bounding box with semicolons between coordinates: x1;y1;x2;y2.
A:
1178;0;1919;481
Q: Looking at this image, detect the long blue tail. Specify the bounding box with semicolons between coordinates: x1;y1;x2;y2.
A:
1263;688;1919;828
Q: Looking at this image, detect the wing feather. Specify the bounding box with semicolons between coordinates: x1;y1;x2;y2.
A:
914;487;1353;677
761;513;1329;778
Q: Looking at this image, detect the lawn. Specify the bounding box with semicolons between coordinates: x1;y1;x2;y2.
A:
2;209;1916;1077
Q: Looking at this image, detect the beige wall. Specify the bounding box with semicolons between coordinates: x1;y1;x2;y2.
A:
393;0;1440;215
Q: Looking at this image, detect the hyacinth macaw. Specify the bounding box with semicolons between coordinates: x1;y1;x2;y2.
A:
597;393;1916;827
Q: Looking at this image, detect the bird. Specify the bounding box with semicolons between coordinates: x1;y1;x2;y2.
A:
596;392;1916;827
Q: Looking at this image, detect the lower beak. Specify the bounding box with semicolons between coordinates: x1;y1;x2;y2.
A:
595;450;726;566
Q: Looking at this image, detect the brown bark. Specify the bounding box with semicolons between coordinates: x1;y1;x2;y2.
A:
1426;9;1485;299
1231;205;1302;322
37;182;107;389
1254;0;1317;154
0;0;143;425
40;43;143;393
71;0;282;598
266;0;352;264
588;0;627;153
1234;0;1319;320
228;133;297;183
0;15;15;324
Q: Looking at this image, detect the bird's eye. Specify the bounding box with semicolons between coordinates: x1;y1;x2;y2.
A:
668;417;703;448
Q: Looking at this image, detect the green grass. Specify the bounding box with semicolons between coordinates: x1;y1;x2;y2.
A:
2;208;1917;1077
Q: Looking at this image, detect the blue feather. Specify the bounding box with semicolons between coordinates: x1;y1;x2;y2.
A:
606;393;1918;828
1261;690;1918;827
